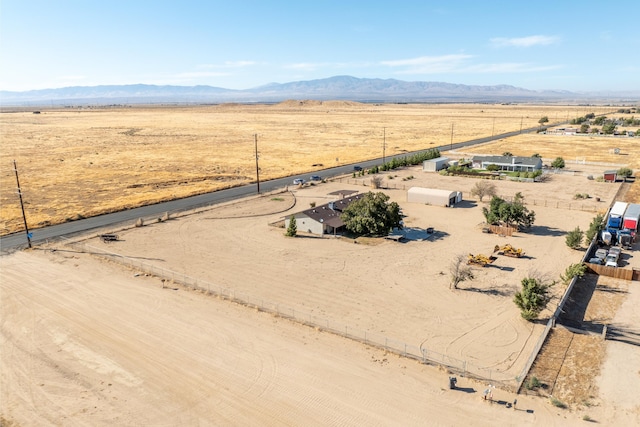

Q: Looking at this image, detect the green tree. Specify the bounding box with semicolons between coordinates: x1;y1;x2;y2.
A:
551;157;565;169
585;213;605;243
486;164;500;172
565;226;584;249
594;116;606;125
538;116;549;125
560;263;587;285
340;192;402;236
617;167;633;181
482;195;535;229
470;180;497;202
580;123;590;133
514;277;553;321
602;122;616;134
285;215;297;237
532;153;542;158
585;112;595;119
502;151;513;157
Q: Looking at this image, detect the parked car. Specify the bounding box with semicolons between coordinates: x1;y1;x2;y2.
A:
588;257;604;265
608;247;622;257
309;175;322;182
293;178;305;185
353;165;363;171
595;248;608;260
605;254;619;267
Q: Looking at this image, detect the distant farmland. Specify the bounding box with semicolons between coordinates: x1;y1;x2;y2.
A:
1;102;635;235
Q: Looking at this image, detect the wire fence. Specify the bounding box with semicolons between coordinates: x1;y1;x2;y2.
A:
61;237;521;390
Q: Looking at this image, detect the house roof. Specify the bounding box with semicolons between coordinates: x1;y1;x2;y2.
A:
472;155;541;167
296;193;366;228
423;156;449;163
604;170;618;174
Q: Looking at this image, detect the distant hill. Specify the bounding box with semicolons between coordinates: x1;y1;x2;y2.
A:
0;76;636;106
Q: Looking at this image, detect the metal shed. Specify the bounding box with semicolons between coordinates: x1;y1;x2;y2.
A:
422;156;449;172
407;187;461;207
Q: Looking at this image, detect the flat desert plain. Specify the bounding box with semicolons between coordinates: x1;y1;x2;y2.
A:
2;102;636;235
2;160;640;426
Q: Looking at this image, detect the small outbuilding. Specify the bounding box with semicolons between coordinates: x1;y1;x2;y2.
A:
603;170;618;182
407;187;462;207
422;156;449;172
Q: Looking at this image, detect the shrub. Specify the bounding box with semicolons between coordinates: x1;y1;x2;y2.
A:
565;227;584;249
285;215;297;237
525;376;541;390
514;277;553;320
550;396;567;409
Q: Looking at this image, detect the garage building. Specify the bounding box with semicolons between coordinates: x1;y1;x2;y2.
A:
422;156;449;172
407;187;462;207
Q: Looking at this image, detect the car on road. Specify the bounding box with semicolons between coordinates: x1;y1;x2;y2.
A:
353;165;363;171
309;175;322;182
293;178;305;185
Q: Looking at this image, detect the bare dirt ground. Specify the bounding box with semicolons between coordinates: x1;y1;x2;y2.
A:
3;162;638;425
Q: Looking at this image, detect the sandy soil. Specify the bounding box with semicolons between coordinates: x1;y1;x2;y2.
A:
2;164;638;426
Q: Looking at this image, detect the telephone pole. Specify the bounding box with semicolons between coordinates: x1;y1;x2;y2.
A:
254;134;260;194
450;123;454;150
382;127;386;165
13;160;32;248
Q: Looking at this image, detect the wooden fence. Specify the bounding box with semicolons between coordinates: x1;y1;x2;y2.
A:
585;263;637;281
488;225;517;236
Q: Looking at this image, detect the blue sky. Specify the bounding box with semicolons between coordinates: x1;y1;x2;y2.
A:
1;1;638;93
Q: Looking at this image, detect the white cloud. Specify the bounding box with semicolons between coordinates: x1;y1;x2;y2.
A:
198;61;259;69
284;62;327;71
175;71;231;78
380;54;474;73
464;63;563;73
490;35;559;47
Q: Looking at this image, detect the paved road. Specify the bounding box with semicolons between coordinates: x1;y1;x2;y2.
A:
0;125;547;251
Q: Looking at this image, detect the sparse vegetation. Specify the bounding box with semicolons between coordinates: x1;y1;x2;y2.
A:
585;213;605;243
525;376;542;390
449;254;475;289
470;180;497;202
550;396;567;409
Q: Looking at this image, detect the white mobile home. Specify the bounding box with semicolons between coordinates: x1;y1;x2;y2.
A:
407;187;462;207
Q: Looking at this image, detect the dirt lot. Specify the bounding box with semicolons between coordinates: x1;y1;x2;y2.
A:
3;162;638;425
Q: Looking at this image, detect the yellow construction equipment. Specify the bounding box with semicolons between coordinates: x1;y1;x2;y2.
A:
467;253;497;266
493;244;524;258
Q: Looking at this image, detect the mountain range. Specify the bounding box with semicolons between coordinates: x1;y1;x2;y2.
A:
1;76;637;106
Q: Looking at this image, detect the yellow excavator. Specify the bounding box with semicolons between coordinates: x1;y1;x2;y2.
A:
493;244;524;258
467;253;497;266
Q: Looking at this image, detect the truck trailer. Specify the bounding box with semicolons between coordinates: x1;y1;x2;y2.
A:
607;201;628;229
623;203;640;232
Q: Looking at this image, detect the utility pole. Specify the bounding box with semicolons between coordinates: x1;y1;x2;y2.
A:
450;123;454;150
519;116;523;134
382;127;386;165
13;160;32;248
254;134;260;194
491;117;495;137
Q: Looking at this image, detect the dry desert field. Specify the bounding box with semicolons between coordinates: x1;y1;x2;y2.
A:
2;103;640;426
3;159;640;426
1;102;636;235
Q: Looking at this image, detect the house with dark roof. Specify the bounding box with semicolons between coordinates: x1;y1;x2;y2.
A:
471;155;542;172
284;192;365;235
